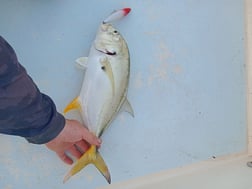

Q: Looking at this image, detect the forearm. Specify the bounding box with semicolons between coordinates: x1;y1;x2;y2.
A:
0;36;65;144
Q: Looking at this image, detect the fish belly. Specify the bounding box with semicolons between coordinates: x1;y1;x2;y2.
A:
79;48;129;137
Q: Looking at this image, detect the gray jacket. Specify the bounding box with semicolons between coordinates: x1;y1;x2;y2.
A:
0;36;65;144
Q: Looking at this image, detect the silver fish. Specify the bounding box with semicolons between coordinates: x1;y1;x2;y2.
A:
63;8;134;184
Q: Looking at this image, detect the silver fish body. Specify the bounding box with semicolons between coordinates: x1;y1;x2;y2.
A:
63;8;133;184
79;23;132;137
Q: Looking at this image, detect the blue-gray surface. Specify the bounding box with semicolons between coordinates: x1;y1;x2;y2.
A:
0;0;246;188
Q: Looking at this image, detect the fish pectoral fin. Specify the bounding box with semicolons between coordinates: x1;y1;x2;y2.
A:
64;97;81;114
121;98;134;117
63;145;111;184
100;57;115;95
75;57;88;70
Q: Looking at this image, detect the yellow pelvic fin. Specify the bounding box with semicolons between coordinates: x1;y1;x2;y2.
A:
100;57;115;96
63;97;81;114
63;145;111;184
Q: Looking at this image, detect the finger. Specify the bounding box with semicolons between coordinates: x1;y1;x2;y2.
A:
80;126;102;146
57;152;73;165
68;146;82;159
75;140;90;153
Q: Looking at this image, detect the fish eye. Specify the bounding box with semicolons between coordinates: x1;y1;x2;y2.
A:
113;30;118;34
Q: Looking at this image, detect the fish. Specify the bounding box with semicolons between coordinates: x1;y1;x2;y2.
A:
63;8;134;184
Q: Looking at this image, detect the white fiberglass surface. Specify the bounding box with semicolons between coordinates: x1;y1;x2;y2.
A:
0;1;247;189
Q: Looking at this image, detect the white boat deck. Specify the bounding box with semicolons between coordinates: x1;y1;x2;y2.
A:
100;154;252;189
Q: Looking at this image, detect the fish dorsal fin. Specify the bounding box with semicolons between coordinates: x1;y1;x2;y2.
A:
121;98;134;117
76;57;88;70
100;56;115;95
64;97;81;114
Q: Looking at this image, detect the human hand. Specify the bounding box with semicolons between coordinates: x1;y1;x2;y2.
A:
45;119;101;165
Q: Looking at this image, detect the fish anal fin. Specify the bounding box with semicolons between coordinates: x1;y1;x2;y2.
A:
63;145;111;184
64;97;81;114
121;98;134;117
76;57;88;70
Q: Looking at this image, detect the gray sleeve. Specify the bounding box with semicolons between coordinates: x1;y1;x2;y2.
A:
0;36;65;144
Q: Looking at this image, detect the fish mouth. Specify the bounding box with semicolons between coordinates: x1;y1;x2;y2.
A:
96;48;117;55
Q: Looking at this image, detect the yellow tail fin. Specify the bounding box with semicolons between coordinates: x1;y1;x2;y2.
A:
64;97;81;114
63;145;111;184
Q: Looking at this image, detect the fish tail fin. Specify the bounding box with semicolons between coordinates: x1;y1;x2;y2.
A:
64;97;81;114
63;145;111;184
